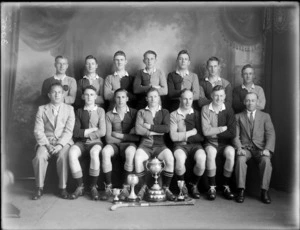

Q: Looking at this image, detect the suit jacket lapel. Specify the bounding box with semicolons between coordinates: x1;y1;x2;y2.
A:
240;111;252;139
45;104;56;128
253;110;262;136
56;103;66;129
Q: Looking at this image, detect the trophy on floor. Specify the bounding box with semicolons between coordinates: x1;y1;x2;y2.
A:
177;180;185;201
145;157;166;202
127;174;139;202
112;188;123;203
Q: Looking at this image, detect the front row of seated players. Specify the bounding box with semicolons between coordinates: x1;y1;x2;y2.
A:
135;88;176;201
201;85;236;200
32;82;275;204
68;85;106;200
170;89;205;199
101;88;140;201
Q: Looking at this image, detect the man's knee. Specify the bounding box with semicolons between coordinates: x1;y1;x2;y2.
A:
194;149;206;164
57;145;70;160
90;148;101;160
174;150;186;166
102;146;114;162
224;146;235;161
34;146;49;161
69;146;81;162
236;155;247;164
161;149;174;165
260;156;272;166
125;146;136;161
205;146;217;161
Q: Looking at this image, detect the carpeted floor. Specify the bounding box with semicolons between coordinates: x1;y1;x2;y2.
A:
2;180;299;230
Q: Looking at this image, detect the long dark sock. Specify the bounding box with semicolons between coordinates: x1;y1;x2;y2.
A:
136;171;146;188
90;176;98;187
104;171;112;185
223;175;230;186
190;174;201;186
176;174;185;181
76;177;83;187
162;171;173;188
208;176;216;186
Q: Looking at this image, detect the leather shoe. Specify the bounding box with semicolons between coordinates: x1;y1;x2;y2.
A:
90;185;99;201
236;188;245;203
223;185;234;200
189;183;200;199
100;183;112;201
207;186;216;200
32;187;43;200
70;184;85;200
59;188;70;199
261;189;271;204
164;187;176;201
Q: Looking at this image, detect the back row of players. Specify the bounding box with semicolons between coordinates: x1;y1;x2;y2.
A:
32;50;275;205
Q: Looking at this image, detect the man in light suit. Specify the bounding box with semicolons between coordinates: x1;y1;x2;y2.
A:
233;92;275;204
32;82;75;200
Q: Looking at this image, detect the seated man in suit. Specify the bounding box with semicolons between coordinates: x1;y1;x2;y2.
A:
101;88;140;201
201;85;236;201
135;88;176;201
233;92;275;204
232;64;266;114
32;82;75;200
170;89;205;199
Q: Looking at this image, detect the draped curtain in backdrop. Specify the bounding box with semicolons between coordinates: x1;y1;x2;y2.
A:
1;4;20;169
218;6;264;51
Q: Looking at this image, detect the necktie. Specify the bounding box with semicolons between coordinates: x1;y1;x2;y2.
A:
249;112;254;133
53;108;58;116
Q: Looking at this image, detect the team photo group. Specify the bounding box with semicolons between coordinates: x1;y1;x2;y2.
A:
32;49;276;206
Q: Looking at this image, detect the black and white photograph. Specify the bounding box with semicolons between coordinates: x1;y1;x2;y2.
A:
1;2;299;229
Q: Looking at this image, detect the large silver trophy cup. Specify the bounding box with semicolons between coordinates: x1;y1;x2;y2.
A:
145;157;166;202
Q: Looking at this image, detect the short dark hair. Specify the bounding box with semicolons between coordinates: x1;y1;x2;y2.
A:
85;55;98;64
143;50;157;59
55;55;68;62
114;88;128;98
180;88;193;97
244;92;258;100
49;82;63;93
83;85;97;93
177;50;190;60
113;50;126;59
241;64;254;74
212;85;225;93
206;56;220;66
146;87;160;96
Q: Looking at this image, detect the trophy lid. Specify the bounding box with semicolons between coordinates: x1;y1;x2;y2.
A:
150;157;160;164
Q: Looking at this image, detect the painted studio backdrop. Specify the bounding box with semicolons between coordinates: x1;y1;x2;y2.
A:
2;3;298;192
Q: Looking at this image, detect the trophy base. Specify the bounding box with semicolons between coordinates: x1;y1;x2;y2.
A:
113;200;122;204
177;196;185;201
146;189;166;202
127;197;138;202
